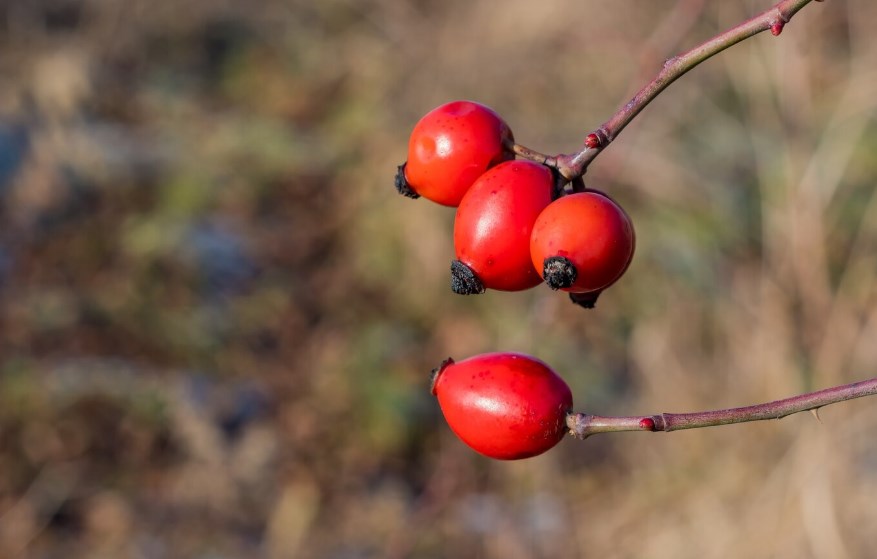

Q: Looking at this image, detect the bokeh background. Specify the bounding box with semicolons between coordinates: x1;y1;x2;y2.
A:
1;0;876;557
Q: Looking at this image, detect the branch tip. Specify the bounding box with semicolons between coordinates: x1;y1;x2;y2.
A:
557;0;817;177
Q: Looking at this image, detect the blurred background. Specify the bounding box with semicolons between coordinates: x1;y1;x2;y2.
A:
0;0;876;557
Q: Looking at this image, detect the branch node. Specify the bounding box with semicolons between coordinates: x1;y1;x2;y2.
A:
566;413;592;439
662;55;680;69
770;7;790;35
584;133;601;149
652;414;668;431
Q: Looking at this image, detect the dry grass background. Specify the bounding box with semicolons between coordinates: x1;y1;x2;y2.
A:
0;0;876;557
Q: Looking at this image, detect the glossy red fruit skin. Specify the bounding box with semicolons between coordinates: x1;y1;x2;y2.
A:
530;191;635;294
405;101;514;207
431;353;572;460
454;160;554;291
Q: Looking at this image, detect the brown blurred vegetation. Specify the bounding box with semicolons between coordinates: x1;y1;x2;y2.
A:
0;0;876;557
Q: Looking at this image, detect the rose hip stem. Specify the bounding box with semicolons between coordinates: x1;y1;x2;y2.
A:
568;376;877;438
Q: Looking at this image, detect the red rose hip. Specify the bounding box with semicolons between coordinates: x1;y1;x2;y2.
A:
399;100;514;207
452;160;554;293
530;190;635;295
431;352;573;460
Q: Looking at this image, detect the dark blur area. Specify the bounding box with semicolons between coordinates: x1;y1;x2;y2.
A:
1;1;876;557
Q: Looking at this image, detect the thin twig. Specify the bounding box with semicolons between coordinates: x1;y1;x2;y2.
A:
505;138;554;167
567;376;877;439
514;0;817;180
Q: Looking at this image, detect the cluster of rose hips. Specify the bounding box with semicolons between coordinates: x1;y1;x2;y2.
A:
395;100;635;308
396;100;637;459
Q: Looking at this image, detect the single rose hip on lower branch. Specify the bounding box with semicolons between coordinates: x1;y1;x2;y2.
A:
431;352;573;460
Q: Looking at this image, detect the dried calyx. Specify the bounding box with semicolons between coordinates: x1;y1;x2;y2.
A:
394;163;420;199
542;256;578;290
450;260;485;295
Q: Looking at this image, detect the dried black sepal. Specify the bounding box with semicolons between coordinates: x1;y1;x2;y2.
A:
394;163;420;199
450;260;485;295
569;290;601;309
543;256;577;290
430;357;455;395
